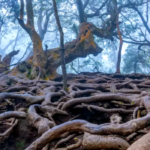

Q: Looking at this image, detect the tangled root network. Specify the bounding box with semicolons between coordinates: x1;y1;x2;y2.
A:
1;72;150;150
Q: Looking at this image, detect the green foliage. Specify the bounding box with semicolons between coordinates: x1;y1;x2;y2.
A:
131;102;135;105
16;140;25;150
27;68;32;79
0;0;150;74
0;0;19;22
122;45;150;74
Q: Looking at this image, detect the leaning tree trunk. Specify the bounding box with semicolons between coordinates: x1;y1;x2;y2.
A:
13;0;119;79
0;50;19;73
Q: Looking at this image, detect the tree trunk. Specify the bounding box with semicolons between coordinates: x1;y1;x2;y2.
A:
0;50;19;73
18;0;47;68
30;30;47;67
115;0;123;73
52;0;67;91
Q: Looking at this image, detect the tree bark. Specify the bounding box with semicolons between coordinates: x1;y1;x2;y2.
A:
18;0;47;68
0;50;19;73
76;0;87;23
16;0;118;77
52;0;67;91
115;0;123;73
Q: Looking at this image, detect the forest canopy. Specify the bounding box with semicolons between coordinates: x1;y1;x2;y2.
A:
0;0;149;74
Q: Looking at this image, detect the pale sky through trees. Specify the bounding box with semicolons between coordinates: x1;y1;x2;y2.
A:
0;0;150;74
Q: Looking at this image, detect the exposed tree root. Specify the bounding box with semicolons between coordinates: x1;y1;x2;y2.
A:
127;132;150;150
53;134;76;150
54;139;82;150
61;94;134;111
0;111;26;121
25;113;150;150
0;93;45;104
28;104;54;135
82;132;129;150
74;103;133;114
0;73;150;150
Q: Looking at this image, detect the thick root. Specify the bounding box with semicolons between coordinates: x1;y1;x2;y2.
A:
82;132;129;150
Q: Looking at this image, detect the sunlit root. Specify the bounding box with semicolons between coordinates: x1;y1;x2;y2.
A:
126;129;148;141
126;133;137;141
127;132;150;150
82;132;129;150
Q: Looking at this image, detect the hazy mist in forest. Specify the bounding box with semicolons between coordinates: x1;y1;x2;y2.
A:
0;0;150;74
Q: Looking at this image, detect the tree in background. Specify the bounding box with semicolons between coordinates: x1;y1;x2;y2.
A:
18;0;47;68
1;1;150;150
0;0;150;77
123;44;150;74
52;0;67;91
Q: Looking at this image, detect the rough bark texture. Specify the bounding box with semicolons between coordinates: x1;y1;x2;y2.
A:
14;0;118;79
0;50;19;73
18;0;47;68
12;22;103;78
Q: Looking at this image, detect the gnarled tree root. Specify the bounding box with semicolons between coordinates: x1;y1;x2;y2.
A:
54;139;82;150
74;103;133;114
26;113;150;150
0;93;45;104
28;104;54;135
62;94;134;111
53;134;77;150
82;132;129;150
0;111;26;121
